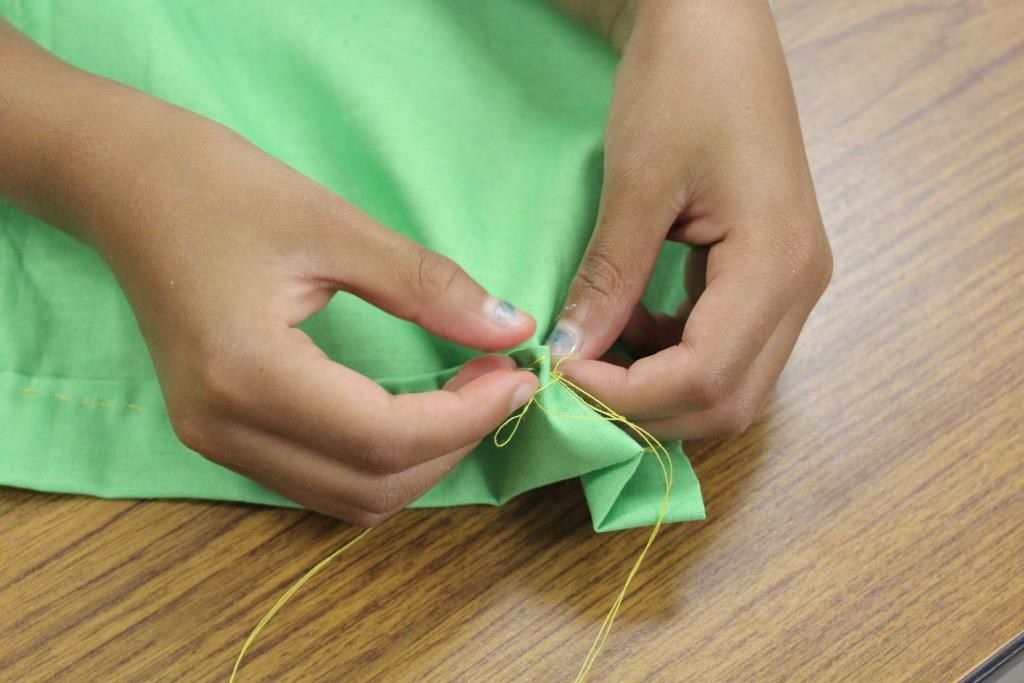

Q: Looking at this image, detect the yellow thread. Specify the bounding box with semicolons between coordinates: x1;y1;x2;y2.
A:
12;387;146;413
229;354;671;683
229;527;373;682
493;356;673;683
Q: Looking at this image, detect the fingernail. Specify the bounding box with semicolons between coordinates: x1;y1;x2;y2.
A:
487;297;523;327
511;382;535;410
546;323;581;357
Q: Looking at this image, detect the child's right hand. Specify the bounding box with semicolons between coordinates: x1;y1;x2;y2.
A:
107;110;540;527
0;21;539;525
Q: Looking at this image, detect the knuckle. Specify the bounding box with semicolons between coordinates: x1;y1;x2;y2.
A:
413;248;463;301
688;370;729;411
356;439;392;473
360;474;410;517
168;403;211;453
168;403;249;469
576;245;629;305
360;482;393;516
347;509;389;528
191;347;255;419
783;231;816;275
815;237;835;294
782;222;833;296
356;434;406;474
713;400;758;437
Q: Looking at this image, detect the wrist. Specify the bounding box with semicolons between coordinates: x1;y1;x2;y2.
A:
27;77;184;253
53;87;201;256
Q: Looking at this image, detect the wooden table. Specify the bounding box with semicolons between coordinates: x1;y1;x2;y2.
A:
2;1;1022;680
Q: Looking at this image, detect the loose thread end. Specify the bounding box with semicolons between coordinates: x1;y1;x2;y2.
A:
232;350;676;683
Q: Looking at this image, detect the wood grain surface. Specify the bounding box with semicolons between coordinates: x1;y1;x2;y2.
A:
1;1;1022;681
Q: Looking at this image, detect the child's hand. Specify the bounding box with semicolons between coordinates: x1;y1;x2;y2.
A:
112;115;540;525
548;0;833;439
0;22;538;525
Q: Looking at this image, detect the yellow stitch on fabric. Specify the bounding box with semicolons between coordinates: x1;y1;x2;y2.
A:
80;399;93;407
54;393;71;402
98;402;114;409
16;386;39;394
126;403;145;413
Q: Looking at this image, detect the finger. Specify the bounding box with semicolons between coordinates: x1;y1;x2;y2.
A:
313;205;535;351
545;34;694;362
386;368;539;465
212;419;481;526
442;354;517;392
223;330;538;474
559;228;816;419
546;199;670;362
637;303;811;440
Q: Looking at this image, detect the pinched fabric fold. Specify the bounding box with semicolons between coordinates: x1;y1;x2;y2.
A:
408;346;704;531
0;0;704;531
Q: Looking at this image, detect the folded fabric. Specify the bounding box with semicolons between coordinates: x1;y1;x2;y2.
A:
0;0;704;531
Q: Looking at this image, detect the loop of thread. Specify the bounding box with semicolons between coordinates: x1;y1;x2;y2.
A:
229;355;673;683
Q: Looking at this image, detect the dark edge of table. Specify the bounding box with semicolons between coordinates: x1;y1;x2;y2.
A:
960;632;1024;683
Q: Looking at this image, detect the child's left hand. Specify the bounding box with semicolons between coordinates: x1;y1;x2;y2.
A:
548;0;833;440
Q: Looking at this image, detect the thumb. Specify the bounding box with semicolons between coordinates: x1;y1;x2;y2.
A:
547;193;670;361
324;210;536;351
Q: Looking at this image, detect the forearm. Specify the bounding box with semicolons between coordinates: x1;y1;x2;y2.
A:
0;19;180;250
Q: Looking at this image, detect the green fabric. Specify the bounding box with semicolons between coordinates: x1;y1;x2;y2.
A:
0;0;704;531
